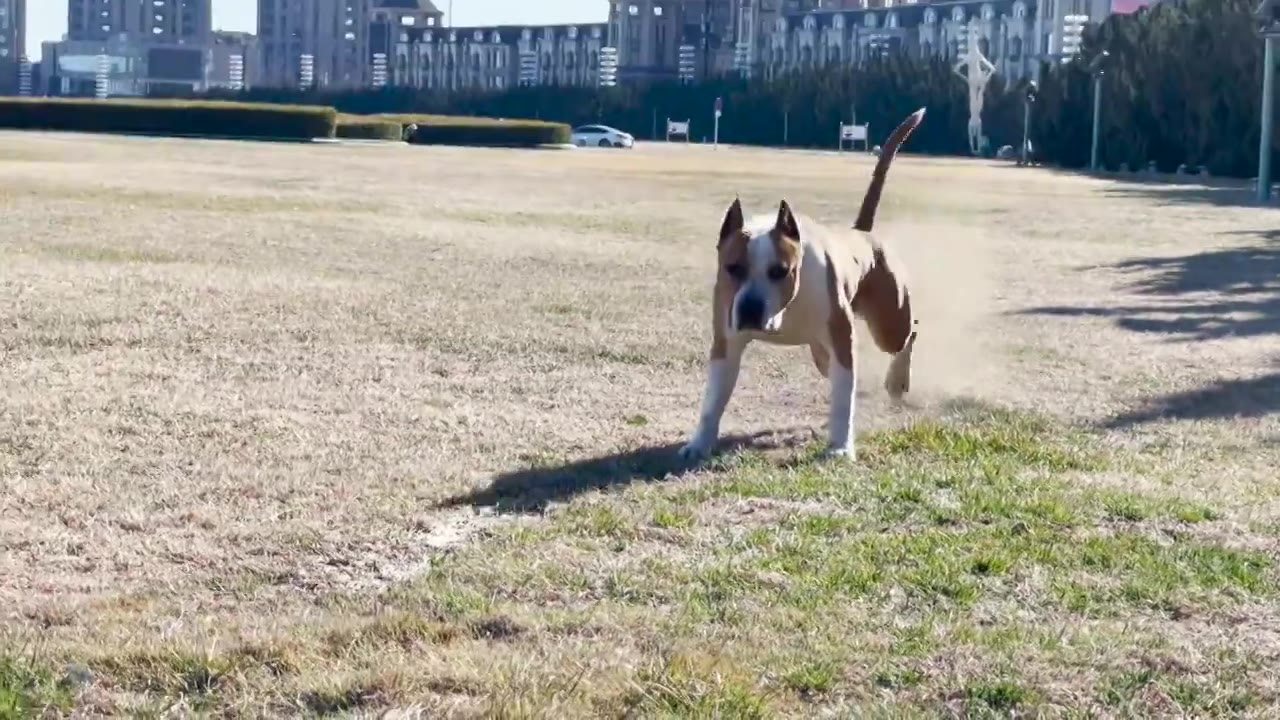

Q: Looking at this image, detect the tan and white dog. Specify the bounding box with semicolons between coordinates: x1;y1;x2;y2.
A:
678;107;926;462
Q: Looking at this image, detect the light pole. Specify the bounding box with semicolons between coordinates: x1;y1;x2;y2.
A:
1089;51;1110;172
1021;80;1038;167
1256;1;1280;201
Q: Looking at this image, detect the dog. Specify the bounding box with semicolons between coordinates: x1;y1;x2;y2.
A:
678;107;926;462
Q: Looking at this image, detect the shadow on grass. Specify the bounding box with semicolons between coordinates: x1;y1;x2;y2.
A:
1099;182;1266;209
437;429;814;514
1026;238;1280;341
1103;368;1280;428
1038;165;1272;209
1019;228;1280;426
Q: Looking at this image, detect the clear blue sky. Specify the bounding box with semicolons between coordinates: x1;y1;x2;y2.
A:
27;0;606;59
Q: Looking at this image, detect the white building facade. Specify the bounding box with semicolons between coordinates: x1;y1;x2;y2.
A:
391;24;610;91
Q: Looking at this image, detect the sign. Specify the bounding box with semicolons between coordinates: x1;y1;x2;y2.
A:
839;123;870;152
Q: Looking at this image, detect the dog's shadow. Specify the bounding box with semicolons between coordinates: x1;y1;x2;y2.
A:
435;429;818;515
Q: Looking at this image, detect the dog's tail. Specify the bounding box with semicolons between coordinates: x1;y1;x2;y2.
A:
853;107;926;233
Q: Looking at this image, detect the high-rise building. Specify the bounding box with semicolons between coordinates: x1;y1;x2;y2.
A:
67;0;211;43
0;0;24;94
607;1;684;82
145;0;213;43
47;0;216;97
258;0;443;89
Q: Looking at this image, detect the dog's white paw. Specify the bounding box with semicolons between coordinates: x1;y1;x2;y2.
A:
821;445;856;462
677;441;713;462
885;371;910;401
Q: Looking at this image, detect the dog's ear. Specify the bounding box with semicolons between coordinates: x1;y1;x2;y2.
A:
718;197;745;244
774;199;800;239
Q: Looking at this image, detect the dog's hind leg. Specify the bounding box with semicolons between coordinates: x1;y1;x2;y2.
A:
853;243;916;400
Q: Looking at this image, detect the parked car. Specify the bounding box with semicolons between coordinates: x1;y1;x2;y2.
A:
570;124;634;148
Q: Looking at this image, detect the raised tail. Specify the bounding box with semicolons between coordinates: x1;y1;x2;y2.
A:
853;107;926;233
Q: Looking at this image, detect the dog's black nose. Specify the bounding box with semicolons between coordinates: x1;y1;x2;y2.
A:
736;295;765;330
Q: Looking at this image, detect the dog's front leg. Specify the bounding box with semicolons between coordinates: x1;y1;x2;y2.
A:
825;311;857;460
678;339;746;461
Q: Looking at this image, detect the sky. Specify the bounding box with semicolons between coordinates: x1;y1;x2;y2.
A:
26;0;606;59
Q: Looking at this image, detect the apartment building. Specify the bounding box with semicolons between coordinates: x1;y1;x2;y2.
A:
67;0;211;43
596;0;1113;84
45;0;225;96
208;30;260;90
258;0;443;89
0;0;24;94
603;0;787;82
391;23;609;91
756;0;1112;83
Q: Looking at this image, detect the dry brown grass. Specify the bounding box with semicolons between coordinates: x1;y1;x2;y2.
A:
3;131;1280;717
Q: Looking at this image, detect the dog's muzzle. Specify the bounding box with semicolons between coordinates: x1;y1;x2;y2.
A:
734;293;766;331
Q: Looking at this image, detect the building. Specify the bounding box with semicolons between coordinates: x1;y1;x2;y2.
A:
391;23;609;91
43;0;223;97
261;0;1115;92
721;0;1115;83
258;0;444;89
0;0;24;94
596;0;1113;85
606;1;682;82
67;0;212;44
208;31;260;90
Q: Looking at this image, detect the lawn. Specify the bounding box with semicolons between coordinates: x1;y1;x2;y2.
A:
2;132;1279;717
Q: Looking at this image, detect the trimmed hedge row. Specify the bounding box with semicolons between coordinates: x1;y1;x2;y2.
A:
0;98;336;140
0;99;567;148
378;114;571;147
335;115;405;141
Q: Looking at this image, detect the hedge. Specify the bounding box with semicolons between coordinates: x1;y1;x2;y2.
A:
0;98;336;140
335;114;405;141
378;114;571;147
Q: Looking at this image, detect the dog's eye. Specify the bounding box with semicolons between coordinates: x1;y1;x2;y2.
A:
767;265;789;281
724;263;747;280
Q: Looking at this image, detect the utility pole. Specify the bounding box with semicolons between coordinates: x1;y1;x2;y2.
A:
1257;1;1280;201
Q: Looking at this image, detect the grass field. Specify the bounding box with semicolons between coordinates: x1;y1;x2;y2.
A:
3;131;1280;718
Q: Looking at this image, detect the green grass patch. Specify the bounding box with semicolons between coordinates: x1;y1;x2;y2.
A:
384;409;1276;715
623;652;771;718
0;653;73;719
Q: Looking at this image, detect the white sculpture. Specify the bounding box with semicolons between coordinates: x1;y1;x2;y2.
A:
953;19;996;156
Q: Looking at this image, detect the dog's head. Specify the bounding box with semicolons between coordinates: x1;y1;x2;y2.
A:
716;197;803;335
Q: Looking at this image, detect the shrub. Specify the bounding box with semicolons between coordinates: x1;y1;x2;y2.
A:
0;98;336;141
379;114;571;147
335;114;405;141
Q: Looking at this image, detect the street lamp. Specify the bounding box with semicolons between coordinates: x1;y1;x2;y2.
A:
1089;50;1110;172
1255;0;1280;201
1021;80;1038;167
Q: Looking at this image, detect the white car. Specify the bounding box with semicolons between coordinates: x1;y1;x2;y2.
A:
571;124;634;149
